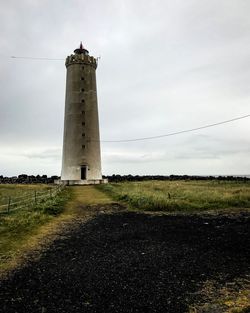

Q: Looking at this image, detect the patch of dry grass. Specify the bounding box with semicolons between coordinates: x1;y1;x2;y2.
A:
188;277;250;313
66;185;113;207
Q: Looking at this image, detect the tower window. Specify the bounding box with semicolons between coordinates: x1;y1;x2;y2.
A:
82;66;84;70
81;99;85;103
81;77;84;80
82;145;85;149
82;111;85;115
81;88;84;92
82;133;85;137
82;122;85;126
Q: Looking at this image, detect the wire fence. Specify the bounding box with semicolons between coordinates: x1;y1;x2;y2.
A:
0;185;64;214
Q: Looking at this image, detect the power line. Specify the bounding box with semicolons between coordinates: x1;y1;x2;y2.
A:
11;56;64;60
96;114;250;143
7;54;250;143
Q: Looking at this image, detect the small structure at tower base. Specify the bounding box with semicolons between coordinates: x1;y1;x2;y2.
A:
54;178;108;186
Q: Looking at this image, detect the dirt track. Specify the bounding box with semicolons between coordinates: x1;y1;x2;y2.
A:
0;206;249;313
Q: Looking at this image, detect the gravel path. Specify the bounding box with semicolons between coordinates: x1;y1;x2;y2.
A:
1;208;249;313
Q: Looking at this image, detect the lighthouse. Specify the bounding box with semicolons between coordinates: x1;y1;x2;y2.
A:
60;43;106;185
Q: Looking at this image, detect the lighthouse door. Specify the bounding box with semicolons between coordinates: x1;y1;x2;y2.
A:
81;166;87;180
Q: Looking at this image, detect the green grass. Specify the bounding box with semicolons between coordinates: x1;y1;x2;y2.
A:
0;185;71;270
98;180;250;212
0;184;52;206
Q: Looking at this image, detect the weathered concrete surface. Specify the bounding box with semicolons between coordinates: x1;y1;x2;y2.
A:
61;48;103;184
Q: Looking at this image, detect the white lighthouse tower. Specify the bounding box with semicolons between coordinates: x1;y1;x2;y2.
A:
60;43;106;185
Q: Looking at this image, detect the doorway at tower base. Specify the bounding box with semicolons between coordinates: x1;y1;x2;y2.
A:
54;179;108;186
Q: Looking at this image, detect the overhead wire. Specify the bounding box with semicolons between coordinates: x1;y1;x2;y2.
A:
7;55;250;144
11;56;64;60
96;114;250;143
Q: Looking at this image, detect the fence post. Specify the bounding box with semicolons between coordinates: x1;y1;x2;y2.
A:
7;197;11;213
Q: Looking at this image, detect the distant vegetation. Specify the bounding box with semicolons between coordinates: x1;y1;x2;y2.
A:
1;174;249;185
103;174;250;182
99;180;250;212
0;174;60;184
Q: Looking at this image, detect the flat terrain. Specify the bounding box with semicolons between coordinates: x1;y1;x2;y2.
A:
1;183;250;313
0;184;71;273
0;184;52;208
99;180;250;212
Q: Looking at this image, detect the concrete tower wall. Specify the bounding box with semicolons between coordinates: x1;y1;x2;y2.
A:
60;51;103;184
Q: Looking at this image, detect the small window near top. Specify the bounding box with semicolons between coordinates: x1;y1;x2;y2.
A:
82;133;85;137
81;99;85;103
82;145;85;149
82;122;85;126
81;77;84;80
81;88;84;92
81;111;85;115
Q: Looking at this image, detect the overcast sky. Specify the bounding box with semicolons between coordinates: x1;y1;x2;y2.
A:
0;0;250;177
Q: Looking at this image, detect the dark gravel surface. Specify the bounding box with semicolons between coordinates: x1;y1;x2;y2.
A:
1;210;249;313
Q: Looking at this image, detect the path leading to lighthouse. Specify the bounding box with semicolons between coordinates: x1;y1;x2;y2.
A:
0;186;250;313
0;186;118;276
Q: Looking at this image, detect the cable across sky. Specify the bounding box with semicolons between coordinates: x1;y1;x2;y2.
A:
97;114;250;143
8;56;250;145
11;56;64;61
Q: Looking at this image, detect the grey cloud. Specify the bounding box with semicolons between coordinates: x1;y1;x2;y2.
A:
0;147;62;161
0;0;250;176
22;148;62;160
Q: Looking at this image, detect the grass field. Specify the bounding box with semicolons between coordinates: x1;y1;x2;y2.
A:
0;184;71;272
98;180;250;212
0;184;53;207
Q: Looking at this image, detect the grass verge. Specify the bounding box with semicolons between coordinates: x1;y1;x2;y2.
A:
0;187;71;274
98;180;250;213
